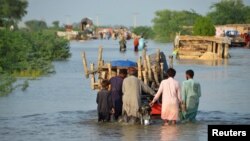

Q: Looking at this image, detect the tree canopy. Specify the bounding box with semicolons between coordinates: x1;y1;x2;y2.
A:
25;20;48;31
152;10;201;42
132;26;155;39
193;17;215;36
207;0;250;25
0;0;28;26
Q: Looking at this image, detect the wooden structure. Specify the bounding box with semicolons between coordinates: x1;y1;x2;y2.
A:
81;47;168;90
174;35;231;60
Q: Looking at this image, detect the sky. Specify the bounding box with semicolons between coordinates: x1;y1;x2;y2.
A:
21;0;250;27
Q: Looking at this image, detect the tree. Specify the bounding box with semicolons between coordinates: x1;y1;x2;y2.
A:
52;20;60;29
25;20;48;31
0;0;28;27
152;9;201;42
193;17;215;36
132;26;155;39
207;0;248;25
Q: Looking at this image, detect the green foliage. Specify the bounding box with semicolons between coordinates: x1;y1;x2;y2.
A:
132;26;155;39
0;0;28;27
52;21;60;29
193;17;215;36
0;73;16;96
152;9;201;42
207;0;250;25
25;20;48;31
0;29;71;95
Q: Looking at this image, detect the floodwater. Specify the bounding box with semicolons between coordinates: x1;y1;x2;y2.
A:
0;40;250;141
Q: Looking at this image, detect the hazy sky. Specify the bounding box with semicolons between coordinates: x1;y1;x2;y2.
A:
22;0;250;26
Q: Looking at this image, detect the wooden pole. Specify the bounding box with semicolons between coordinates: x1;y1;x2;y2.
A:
117;68;120;76
142;71;148;85
137;57;142;80
90;63;95;90
152;65;160;86
143;57;148;72
81;52;89;78
213;42;216;53
224;43;229;58
160;62;164;80
98;46;103;70
142;48;146;61
107;63;112;79
146;55;152;81
156;48;160;63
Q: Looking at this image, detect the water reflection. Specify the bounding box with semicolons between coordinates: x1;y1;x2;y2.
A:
160;126;179;141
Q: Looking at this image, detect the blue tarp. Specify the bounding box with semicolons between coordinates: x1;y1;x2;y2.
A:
111;60;137;67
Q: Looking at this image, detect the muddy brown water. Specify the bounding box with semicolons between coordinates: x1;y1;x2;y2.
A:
0;40;250;141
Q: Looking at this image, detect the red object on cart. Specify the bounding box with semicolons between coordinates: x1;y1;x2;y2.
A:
151;103;161;115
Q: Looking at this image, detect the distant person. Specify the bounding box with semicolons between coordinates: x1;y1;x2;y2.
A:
150;68;182;125
99;32;103;39
96;80;114;122
119;36;127;51
138;35;146;50
181;70;201;122
109;69;127;120
122;67;155;124
133;36;139;52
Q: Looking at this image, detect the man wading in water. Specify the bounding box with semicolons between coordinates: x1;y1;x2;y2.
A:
181;69;201;122
122;67;155;124
109;69;127;120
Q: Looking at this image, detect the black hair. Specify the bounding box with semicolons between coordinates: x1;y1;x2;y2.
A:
186;69;194;78
101;79;110;88
119;69;127;75
167;68;176;77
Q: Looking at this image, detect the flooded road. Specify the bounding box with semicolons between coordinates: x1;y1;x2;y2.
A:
0;40;250;141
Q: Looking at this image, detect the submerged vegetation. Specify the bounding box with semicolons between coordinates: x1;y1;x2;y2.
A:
0;0;71;95
0;29;71;96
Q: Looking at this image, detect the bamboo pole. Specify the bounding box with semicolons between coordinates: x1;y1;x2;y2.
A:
137;57;142;80
142;49;146;61
156;48;160;63
81;52;89;78
90;63;95;90
146;55;152;81
142;71;148;85
160;62;164;80
152;65;159;85
117;69;120;76
107;63;112;79
98;46;103;70
143;57;148;72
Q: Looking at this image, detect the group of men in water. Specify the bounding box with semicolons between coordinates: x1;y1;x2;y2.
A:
96;67;201;125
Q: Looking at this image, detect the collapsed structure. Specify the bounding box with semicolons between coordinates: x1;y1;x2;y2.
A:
174;35;231;60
